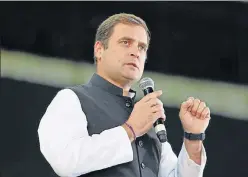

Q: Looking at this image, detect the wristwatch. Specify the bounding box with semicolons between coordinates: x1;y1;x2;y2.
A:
184;132;205;141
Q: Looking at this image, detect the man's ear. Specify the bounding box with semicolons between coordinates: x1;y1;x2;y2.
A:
94;41;104;62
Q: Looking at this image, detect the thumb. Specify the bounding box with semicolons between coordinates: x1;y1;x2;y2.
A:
143;90;163;102
155;90;163;97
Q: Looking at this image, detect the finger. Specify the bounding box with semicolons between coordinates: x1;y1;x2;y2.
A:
152;112;166;123
161;112;166;120
196;101;206;118
181;97;194;112
152;104;164;113
147;98;163;107
201;107;211;119
191;98;201;116
187;97;194;111
143;90;163;102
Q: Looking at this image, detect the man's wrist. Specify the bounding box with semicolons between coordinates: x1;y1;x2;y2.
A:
122;123;135;142
184;132;205;141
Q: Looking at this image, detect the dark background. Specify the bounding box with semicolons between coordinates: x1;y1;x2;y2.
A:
1;1;248;177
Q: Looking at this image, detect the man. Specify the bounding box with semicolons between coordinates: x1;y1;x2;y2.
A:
38;13;210;177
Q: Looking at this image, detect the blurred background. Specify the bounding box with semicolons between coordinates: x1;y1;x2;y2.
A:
1;1;248;177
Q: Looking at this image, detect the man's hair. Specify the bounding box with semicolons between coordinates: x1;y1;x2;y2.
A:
94;13;151;63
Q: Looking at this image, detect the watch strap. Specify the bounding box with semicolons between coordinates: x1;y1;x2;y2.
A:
184;132;205;141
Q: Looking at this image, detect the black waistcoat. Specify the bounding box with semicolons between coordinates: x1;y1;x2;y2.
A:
69;73;162;177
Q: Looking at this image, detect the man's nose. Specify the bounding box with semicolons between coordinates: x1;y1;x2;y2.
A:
130;53;139;59
129;45;140;59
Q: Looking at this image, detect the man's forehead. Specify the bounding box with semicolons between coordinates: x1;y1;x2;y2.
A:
111;23;148;44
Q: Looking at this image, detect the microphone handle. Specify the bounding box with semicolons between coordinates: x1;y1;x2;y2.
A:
153;118;164;127
142;87;167;143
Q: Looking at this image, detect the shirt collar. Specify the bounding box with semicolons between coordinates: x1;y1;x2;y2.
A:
88;73;136;100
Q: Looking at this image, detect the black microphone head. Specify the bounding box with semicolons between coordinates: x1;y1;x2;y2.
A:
139;77;154;91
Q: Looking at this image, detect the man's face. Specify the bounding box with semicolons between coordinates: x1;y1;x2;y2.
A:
95;23;148;83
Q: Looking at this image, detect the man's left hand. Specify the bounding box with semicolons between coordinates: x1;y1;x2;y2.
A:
179;97;211;134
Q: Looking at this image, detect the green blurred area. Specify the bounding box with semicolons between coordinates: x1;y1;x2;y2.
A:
1;49;248;120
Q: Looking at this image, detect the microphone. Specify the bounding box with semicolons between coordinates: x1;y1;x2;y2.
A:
139;77;167;143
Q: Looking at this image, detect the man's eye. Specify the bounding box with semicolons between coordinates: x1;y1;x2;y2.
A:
121;40;129;45
139;45;146;51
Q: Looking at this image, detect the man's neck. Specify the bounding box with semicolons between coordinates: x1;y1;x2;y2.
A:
96;72;132;96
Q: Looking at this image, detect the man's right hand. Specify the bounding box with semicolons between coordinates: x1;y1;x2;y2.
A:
122;90;166;141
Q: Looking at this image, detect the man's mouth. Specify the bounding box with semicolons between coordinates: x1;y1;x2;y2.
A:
126;63;138;69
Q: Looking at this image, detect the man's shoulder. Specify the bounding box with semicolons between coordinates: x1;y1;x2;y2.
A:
65;83;88;92
62;82;93;98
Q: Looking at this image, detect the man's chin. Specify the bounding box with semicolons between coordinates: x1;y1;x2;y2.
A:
122;73;140;82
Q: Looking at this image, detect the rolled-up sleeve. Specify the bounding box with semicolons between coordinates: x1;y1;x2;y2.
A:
38;89;133;177
158;142;207;177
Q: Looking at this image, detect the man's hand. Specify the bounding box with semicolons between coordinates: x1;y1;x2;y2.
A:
179;97;211;165
123;90;166;141
179;97;210;134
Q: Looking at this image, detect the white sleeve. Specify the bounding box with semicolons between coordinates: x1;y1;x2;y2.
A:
37;89;133;177
158;142;207;177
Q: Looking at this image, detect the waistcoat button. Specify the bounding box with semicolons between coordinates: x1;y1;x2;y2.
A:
138;140;143;147
141;162;145;169
125;102;131;107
